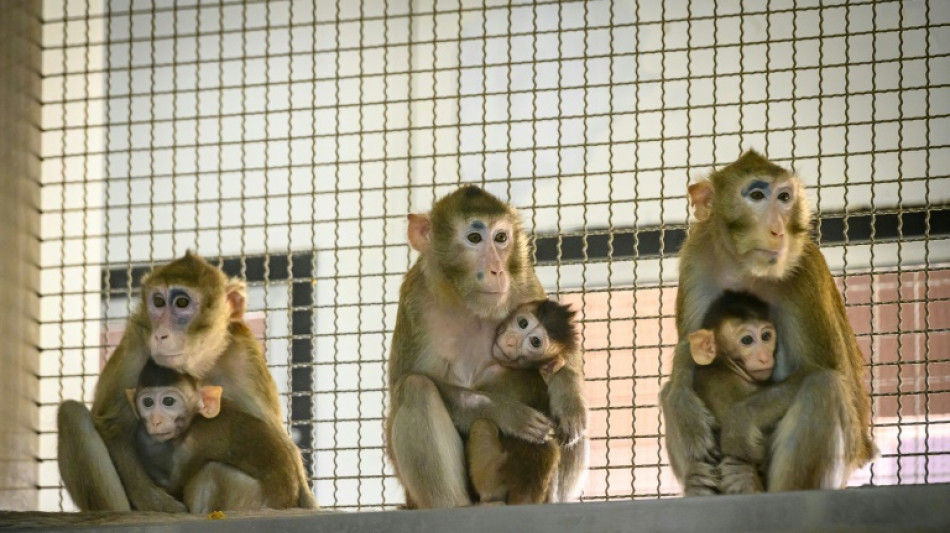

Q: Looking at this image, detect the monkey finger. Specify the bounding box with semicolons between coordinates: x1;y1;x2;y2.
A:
683;461;721;497
719;457;764;494
555;419;582;446
524;415;555;443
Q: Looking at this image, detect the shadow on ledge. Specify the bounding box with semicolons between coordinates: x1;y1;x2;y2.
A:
2;484;948;533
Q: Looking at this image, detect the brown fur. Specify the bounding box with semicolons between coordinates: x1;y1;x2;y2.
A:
129;363;302;513
690;291;792;494
467;384;562;505
661;150;875;495
465;300;580;504
385;186;588;508
57;252;317;512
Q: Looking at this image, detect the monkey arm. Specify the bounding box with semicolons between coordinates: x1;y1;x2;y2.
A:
545;365;587;446
718;375;803;465
99;426;188;511
431;378;554;444
659;340;721;495
176;411;301;510
90;335;187;512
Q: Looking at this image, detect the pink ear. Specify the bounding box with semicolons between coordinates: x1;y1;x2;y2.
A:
199;385;223;418
125;388;139;416
407;214;431;252
687;181;714;222
688;330;717;365
225;279;247;321
540;357;566;383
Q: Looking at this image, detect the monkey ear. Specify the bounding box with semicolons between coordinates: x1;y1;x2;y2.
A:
687;180;714;222
688;330;716;365
125;389;139;416
407;214;432;252
225;279;247;321
539;356;566;383
198;386;223;418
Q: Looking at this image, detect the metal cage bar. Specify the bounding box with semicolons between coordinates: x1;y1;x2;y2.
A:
29;0;950;512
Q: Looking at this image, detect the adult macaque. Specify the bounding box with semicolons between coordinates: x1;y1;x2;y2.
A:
468;299;582;504
58;252;316;511
385;186;588;508
661;150;875;495
128;359;302;513
689;290;793;494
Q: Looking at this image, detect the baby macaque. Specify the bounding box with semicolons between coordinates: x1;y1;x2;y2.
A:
467;299;581;504
128;359;301;512
688;290;789;493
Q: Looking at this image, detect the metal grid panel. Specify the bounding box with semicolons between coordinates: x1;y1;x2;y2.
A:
33;0;950;512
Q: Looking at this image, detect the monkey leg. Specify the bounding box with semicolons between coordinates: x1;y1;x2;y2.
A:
505;438;560;505
183;462;263;514
467;419;508;504
57;400;131;511
767;370;849;491
390;374;470;508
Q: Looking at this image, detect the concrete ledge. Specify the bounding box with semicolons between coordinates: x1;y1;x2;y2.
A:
2;483;948;532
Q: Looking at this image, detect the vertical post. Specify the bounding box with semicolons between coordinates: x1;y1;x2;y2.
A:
0;0;41;511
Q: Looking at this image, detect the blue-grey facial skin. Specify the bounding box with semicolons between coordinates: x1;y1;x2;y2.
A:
741;180;771;198
148;286;201;361
152;288;198;331
470;220;486;231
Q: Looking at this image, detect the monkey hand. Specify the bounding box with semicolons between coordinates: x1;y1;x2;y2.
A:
129;485;188;513
660;382;719;466
550;389;587;446
719;413;766;465
718;456;764;494
546;367;588;446
683;461;720;496
492;398;554;444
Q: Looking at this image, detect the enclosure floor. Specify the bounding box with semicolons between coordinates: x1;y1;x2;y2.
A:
2;483;948;532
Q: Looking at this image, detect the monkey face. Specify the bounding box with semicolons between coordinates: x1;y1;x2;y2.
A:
135;386;193;442
146;285;201;367
720;318;776;382
731;177;801;277
454;217;513;309
492;308;550;368
721;173;810;280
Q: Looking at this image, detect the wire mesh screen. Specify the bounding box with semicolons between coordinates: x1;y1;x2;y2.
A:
35;0;949;512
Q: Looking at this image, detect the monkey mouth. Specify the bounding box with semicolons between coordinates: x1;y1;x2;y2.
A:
748;368;773;381
149;431;175;442
490;342;508;361
478;289;506;296
152;353;185;369
751;249;783;266
491;342;517;364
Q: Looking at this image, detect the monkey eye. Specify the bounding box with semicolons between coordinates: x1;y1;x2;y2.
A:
517;317;529;329
530;336;542;349
494;231;508;243
762;330;773;341
152;294;166;308
162;396;176;407
467;232;482;244
173;295;190;309
777;191;791;202
142;397;154;408
749;190;766;201
741;335;755;346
